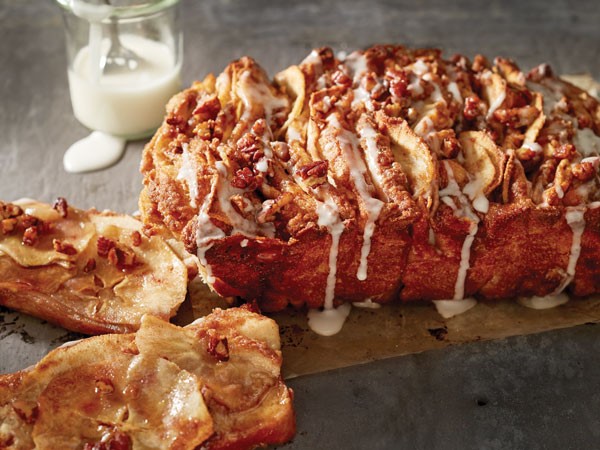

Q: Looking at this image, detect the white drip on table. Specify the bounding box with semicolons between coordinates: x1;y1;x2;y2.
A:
63;131;126;173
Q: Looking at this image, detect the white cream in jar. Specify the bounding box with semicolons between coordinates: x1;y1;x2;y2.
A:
67;34;181;138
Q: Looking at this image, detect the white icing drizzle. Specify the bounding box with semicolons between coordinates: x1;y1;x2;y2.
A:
358;123;388;201
326;115;384;281
486;88;506;119
552;207;586;295
301;50;322;71
351;84;373;110
307;195;353;337
195;175;225;284
177;142;199;208
574;127;600;157
439;161;480;300
315;196;344;309
307;302;352;336
287;124;302;143
462;177;490;214
447;81;462;103
433;298;477;319
411;59;429;76
407;74;423;96
517;293;569;310
522;140;543;154
352;298;382;309
238;71;288;124
343;52;368;84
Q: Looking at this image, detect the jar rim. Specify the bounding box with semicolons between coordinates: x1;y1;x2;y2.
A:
55;0;179;21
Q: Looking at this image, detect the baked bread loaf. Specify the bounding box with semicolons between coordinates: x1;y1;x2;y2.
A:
0;306;295;449
140;45;600;312
0;198;189;334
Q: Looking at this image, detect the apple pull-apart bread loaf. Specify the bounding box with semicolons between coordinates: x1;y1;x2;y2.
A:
0;306;295;450
0;198;189;334
140;45;600;312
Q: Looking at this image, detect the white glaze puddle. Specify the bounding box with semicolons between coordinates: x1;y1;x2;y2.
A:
552;207;586;295
433;298;478;319
307;303;352;336
352;299;382;309
63;131;126;173
517;293;569;310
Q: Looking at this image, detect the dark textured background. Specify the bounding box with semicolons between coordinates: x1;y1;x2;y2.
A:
1;1;599;448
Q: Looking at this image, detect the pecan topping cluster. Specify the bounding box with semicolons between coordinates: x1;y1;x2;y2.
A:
96;236;139;271
0;201;55;247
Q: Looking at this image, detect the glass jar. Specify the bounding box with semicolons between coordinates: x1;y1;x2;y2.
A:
55;0;182;139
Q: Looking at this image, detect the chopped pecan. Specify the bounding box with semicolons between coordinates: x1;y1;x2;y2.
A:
463;96;483;120
94;378;115;395
527;63;553;82
130;230;142;247
231;167;261;190
11;401;38;425
386;69;409;98
0;202;22;219
107;246;137;271
0;218;16;234
52;197;68;218
53;239;77;255
192;94;221;120
236;133;264;164
97;236;116;258
271;141;290;162
493;106;539;128
83;258;96;273
331;69;352;87
554;143;577;160
84;431;132;450
297;160;328;179
207;334;229;362
22;226;38;246
572;159;598;181
471;54;490;72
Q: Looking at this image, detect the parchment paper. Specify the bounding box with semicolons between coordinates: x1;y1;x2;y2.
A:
187;280;600;379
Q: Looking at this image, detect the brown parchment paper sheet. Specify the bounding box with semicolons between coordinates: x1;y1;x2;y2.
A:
180;74;600;380
184;279;600;379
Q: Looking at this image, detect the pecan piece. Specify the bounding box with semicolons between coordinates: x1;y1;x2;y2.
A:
463;96;483;120
53;239;77;255
97;236;116;257
0;218;17;234
52;197;68;218
572;158;598;182
84;431;132;450
297;160;328;179
207;334;230;362
83;258;96;273
231;167;261;190
22;226;38;246
107;247;137;271
130;230;142;247
554;143;577;160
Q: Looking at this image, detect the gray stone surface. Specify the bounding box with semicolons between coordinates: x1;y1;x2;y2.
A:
1;0;599;448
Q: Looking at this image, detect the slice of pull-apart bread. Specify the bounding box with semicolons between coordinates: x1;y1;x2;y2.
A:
0;198;189;334
0;306;295;450
140;45;600;311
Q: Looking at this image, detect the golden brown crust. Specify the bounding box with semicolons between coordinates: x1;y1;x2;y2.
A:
0;199;189;334
140;45;600;310
0;308;295;450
